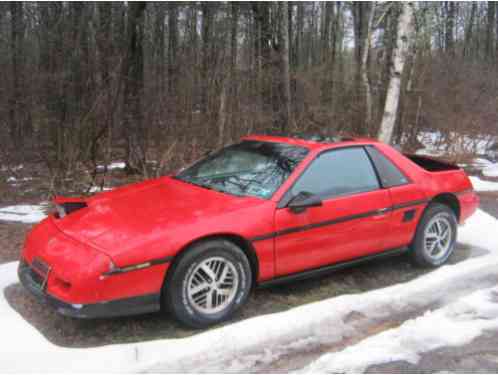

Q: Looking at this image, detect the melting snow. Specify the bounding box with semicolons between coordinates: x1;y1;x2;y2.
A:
470;176;498;192
482;163;498;178
0;210;497;372
302;286;498;373
97;161;126;171
88;186;113;193
0;204;48;224
416;131;496;157
6;176;33;183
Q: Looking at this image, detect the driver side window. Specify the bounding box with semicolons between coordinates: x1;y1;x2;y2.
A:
291;147;380;199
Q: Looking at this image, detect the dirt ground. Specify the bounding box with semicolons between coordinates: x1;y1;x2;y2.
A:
1;160;497;350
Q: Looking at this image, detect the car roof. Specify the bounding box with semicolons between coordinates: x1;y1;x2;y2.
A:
242;133;378;151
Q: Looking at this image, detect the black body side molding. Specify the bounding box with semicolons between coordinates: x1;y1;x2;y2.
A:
258;247;409;288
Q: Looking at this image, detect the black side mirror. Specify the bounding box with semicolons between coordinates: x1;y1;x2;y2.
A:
287;191;322;213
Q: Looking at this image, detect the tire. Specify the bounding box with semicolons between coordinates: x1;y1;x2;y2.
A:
411;203;457;268
164;239;252;328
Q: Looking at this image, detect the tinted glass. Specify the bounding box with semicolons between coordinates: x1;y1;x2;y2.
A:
291;147;380;199
176;141;309;199
366;146;409;187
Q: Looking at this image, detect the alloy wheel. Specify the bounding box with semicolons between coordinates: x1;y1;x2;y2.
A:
186;256;239;315
423;214;453;261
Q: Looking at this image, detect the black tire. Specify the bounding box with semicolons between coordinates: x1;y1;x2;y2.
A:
163;239;252;328
411;203;457;268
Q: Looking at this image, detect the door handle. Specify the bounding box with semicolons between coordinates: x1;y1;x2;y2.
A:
375;207;391;215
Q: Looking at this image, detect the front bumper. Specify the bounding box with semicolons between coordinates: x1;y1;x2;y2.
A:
18;260;160;319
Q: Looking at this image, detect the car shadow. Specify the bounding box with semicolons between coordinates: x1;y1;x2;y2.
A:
4;242;487;348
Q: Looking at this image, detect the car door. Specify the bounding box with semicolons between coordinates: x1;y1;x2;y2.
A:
274;146;393;277
364;145;427;250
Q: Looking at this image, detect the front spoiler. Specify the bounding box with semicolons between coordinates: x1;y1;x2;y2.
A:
18;261;161;319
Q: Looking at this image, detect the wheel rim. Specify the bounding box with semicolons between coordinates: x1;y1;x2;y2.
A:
186;256;239;315
424;214;453;261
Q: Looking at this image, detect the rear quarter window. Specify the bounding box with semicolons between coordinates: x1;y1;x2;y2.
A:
366;146;410;188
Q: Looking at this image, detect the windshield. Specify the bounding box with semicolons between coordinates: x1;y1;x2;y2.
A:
175;140;309;199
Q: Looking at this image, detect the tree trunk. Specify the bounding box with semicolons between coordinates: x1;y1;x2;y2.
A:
486;1;496;62
97;3;112;86
9;2;25;148
278;1;292;132
288;3;294;69
201;3;214;116
186;3;198;126
154;3;166;96
496;2;498;65
463;2;476;59
352;2;370;135
378;3;414;144
320;2;333;64
123;2;147;172
320;2;338;106
217;79;227;148
252;2;272;113
295;3;304;69
377;5;396;128
168;2;178;97
360;2;376;134
444;2;455;56
228;3;239;141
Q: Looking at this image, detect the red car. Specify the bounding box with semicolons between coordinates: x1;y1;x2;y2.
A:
19;134;479;328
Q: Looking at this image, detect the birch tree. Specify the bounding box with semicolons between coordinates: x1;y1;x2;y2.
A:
377;3;414;144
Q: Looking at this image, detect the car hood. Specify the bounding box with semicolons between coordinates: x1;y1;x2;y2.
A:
53;177;267;265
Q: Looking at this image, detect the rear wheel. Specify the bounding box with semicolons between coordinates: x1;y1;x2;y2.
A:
164;239;252;328
411;203;457;267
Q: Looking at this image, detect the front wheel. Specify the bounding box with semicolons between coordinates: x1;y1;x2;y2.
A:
164;239;252;328
411;203;457;267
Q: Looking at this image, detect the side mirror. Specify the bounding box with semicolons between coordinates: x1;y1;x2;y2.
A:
287;191;322;213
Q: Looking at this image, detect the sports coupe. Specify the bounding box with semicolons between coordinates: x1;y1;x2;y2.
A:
19;134;479;328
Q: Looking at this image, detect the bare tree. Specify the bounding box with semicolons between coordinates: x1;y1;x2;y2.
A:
463;2;477;59
361;2;376;133
278;2;292;131
168;2;179;97
486;1;496;62
0;1;496;183
444;1;455;56
9;2;26;148
123;2;147;172
378;3;414;144
352;2;371;135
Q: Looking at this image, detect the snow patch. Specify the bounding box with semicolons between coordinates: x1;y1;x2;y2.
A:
0;204;48;224
473;158;494;169
6;176;33;183
1;164;24;172
302;286;498;373
88;186;113;193
482;163;498;178
97;161;126;171
470;176;498;192
416;131;496;158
